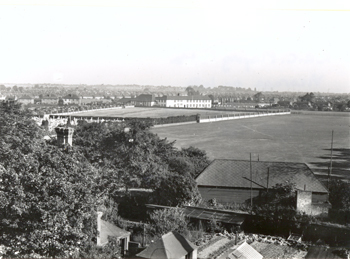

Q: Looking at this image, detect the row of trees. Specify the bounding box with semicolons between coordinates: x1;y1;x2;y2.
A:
0;101;210;257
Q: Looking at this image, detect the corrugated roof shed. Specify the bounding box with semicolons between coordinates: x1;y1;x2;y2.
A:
196;159;328;193
145;204;246;225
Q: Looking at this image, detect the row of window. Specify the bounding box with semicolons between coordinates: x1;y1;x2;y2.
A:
173;104;210;108
174;99;210;102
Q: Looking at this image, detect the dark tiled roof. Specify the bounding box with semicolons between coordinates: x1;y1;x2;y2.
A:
62;94;80;99
19;95;34;99
136;231;196;259
136;94;155;102
196;159;328;193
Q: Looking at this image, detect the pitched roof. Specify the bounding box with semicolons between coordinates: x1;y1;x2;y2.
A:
146;204;246;225
62;94;80;99
100;219;130;245
18;95;34;99
136;94;155;102
163;95;211;101
228;241;263;259
196;159;328;193
136;231;197;259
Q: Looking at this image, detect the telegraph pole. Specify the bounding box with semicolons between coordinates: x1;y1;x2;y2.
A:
250;153;253;211
327;130;334;190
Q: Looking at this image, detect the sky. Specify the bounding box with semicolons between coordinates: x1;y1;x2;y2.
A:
0;0;349;93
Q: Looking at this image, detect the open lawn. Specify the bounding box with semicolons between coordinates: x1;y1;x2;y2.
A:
152;113;350;182
71;107;243;118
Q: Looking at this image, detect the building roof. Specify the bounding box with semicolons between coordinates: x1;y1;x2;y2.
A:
41;94;58;99
162;95;211;101
196;159;328;193
136;231;197;259
228;241;263;259
146;204;246;225
136;94;155;102
62;94;80;99
99;219;130;245
18;95;34;99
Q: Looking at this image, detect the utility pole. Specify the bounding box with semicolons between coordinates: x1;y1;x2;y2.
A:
267;167;270;193
328;130;334;190
250;153;253;211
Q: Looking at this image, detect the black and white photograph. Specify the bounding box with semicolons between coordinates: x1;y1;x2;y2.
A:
0;0;349;258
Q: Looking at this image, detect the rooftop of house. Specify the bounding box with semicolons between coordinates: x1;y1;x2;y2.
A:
196;159;328;193
136;231;197;259
18;95;34;99
62;94;80;99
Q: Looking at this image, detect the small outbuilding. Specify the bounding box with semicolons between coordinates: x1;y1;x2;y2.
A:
97;212;131;255
196;159;329;214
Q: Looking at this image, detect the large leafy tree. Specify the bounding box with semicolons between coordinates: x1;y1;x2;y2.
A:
0;101;103;257
146;207;188;238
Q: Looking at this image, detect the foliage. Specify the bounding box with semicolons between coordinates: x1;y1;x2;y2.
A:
253;183;297;208
178;146;211;178
146;207;188;237
152;171;201;206
79;237;121;259
248;183;313;236
0;101;104;257
74;119;205;207
329;179;350;210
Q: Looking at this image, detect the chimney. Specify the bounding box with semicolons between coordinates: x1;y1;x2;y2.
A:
55;127;74;147
97;211;103;246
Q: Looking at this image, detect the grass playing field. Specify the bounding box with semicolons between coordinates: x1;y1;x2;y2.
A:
152;112;350;182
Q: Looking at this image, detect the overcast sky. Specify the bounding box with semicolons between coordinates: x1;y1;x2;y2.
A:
0;0;349;93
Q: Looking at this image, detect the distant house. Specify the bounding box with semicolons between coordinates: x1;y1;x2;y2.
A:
195;159;329;214
277;100;293;107
97;212;130;255
41;94;58;105
116;97;136;106
155;95;212;108
61;94;81;105
135;94;155;107
299;92;315;103
5;95;17;101
18;95;34;105
136;231;197;259
269;97;279;105
226;241;263;259
253;92;265;102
